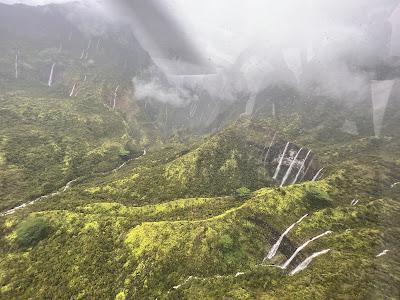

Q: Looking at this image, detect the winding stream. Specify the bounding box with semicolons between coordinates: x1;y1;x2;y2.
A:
0;150;146;217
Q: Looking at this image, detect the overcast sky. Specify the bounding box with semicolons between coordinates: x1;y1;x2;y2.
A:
2;0;399;104
1;0;398;63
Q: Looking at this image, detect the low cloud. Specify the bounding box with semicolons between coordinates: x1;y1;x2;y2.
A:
133;68;199;106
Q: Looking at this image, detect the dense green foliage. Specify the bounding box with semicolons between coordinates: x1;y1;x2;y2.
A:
15;217;52;248
1;111;399;299
0;3;399;299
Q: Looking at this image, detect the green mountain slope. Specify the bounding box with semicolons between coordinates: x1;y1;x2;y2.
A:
1;2;400;300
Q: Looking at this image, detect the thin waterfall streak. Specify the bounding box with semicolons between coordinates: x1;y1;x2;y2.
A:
113;85;119;110
263;133;277;165
301;157;314;181
376;250;389;257
96;38;101;50
290;249;331;275
273;142;290;180
86;39;92;51
80;49;85;59
15;51;18;79
292;150;312;184
312;168;324;182
48;63;56;87
265;214;308;260
281;231;332;269
281;148;303;187
69;83;77;97
272;102;276;118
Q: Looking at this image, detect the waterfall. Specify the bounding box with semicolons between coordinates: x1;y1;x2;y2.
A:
290;249;331;275
244;95;256;115
265;214;308;261
281;231;332;269
86;39;92;51
83;75;87;82
113;85;119;110
272;102;276;118
301;158;314;181
280;148;303;187
376;250;389;257
292;150;312;184
96;38;101;50
391;182;399;188
273;142;290;180
62;179;78;192
48;63;56;87
263;133;277;165
371;80;395;137
15;50;19;79
80;48;85;59
350;199;359;206
312;168;324;182
189;102;198;118
69;83;77;97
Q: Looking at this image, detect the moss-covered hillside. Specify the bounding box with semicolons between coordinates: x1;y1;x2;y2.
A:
1;2;400;300
1;108;399;299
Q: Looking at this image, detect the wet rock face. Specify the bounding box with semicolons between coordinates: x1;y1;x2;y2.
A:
263;142;319;185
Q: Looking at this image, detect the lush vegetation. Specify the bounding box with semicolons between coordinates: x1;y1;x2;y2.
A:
0;3;399;299
1;112;399;299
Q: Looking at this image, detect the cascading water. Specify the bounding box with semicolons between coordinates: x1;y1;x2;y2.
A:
96;38;101;51
48;63;56;87
113;85;119;110
69;83;77;97
301;157;314;181
391;182;399;188
312;168;324;182
15;50;19;79
281;231;332;269
263;132;277;165
350;199;359;206
1;178;77;217
189;102;198;118
376;250;389;257
264;214;308;261
244;95;256;115
272;102;276;118
1;149;147;217
290;249;331;275
273;142;290;180
80;48;85;59
292;150;312;185
280;148;303;187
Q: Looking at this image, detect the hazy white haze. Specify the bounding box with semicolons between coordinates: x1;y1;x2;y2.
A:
3;0;399;107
